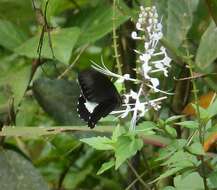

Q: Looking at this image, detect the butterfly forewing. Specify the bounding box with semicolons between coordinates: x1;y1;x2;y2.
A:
78;69;121;103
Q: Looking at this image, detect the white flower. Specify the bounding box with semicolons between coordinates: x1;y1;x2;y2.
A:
116;74;131;83
92;5;171;130
150;78;159;89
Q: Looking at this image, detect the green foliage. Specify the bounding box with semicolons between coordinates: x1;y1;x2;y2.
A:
97;159;115;175
0;20;27;50
174;172;204;190
1;0;217;189
196;22;217;73
0;149;50;190
166;0;199;49
33;78;83;125
15;27;80;64
81;126;144;171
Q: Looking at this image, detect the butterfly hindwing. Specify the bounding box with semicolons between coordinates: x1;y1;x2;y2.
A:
77;95;91;122
88;99;118;128
77;68;121;128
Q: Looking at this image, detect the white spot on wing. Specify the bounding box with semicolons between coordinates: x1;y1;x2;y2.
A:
85;100;98;113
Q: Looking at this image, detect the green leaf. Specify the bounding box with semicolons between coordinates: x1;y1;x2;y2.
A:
162;150;197;168
135;121;156;134
166;0;199;48
196;22;217;72
112;125;125;141
0;150;50;190
0;19;27;50
153;167;183;183
15;27;80;64
33;78;83;125
157;139;187;161
208;171;217;188
165;125;177;138
114;135;143;169
174;172;204;190
191;103;212;121
165;115;185;124
0;1;34;29
97;160;115;175
72;3;129;46
176;121;199;129
80;136;114;150
186;142;205;156
0;63;30;107
206;98;217;118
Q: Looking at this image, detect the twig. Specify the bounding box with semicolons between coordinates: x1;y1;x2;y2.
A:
127;160;151;190
125;171;146;190
57;45;88;79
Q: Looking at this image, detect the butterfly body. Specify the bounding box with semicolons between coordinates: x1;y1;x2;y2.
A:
77;69;121;128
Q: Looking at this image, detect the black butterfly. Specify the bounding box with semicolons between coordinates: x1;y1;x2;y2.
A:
77;69;121;128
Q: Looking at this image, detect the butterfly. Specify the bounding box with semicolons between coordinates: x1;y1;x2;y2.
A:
77;68;121;128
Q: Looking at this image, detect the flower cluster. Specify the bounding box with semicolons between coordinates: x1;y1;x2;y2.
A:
92;5;171;130
132;6;171;92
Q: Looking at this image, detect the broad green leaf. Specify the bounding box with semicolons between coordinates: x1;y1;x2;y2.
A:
33;78;83;125
114;135;143;169
187;142;205;156
152;167;183;183
208;171;217;188
15;27;80;64
70;3;129;46
0;1;34;29
162;150;197;168
135;121;156;134
166;0;199;48
80;136;114;150
197;107;210;121
0;20;27;50
0;150;50;190
165;125;177;138
97;160;115;175
174;172;204;190
112;125;125;141
196;22;217;72
157;139;187;161
191;103;212;121
41;0;73;22
176;121;199;129
0;63;30;107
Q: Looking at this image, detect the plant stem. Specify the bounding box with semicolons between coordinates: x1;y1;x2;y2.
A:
112;0;122;76
187;59;209;190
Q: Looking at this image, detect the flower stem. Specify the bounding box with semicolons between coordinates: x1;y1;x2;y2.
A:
112;0;122;76
187;58;209;190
